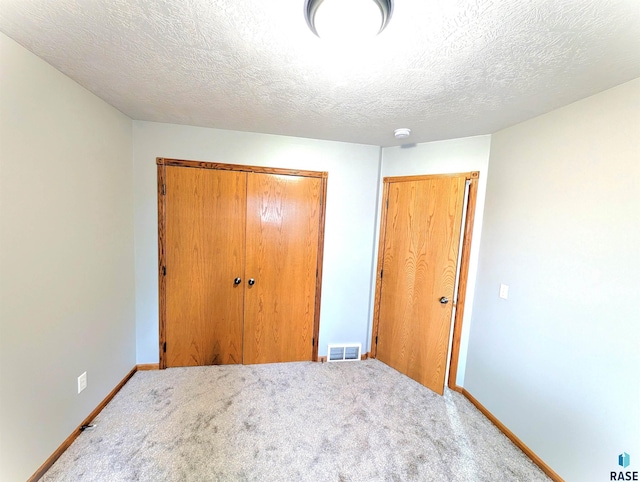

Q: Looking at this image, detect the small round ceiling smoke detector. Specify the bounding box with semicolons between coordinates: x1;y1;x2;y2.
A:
394;128;411;139
304;0;394;38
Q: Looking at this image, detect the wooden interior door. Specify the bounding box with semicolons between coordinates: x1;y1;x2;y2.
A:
164;166;246;367
243;173;322;364
375;175;466;394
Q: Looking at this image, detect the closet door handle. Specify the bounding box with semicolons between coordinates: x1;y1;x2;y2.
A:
234;277;242;285
439;296;449;304
248;278;255;286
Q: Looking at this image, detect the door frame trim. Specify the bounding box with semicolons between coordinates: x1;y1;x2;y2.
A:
156;157;328;368
369;171;480;391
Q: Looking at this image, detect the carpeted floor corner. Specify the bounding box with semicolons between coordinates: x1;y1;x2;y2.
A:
42;359;550;481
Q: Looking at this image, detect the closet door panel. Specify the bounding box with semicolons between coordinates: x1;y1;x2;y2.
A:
243;173;321;364
165;167;246;366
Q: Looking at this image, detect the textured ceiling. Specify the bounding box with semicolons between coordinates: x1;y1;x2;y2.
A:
1;0;639;146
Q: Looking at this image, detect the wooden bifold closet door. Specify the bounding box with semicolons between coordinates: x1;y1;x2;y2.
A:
243;173;321;364
164;167;245;366
158;159;326;368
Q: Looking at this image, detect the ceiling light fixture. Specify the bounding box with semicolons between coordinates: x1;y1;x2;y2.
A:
394;128;411;139
304;0;394;39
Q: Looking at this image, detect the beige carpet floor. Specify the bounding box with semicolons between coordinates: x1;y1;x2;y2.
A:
42;359;550;481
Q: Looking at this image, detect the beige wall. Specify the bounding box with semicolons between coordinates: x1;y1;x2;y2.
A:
0;33;136;481
465;78;640;481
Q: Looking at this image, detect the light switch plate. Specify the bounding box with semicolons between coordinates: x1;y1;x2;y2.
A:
78;372;87;394
499;283;509;300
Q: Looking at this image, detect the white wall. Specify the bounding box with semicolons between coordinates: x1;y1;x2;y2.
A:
465;79;640;481
133;121;381;362
378;136;491;385
0;34;136;481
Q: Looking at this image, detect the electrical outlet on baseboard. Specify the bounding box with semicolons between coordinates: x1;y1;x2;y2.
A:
78;372;87;394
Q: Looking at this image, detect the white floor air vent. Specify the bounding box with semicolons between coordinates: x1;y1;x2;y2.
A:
327;343;361;362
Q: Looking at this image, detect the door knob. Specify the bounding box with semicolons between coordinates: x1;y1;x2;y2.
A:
439;296;449;304
248;278;255;286
234;277;241;285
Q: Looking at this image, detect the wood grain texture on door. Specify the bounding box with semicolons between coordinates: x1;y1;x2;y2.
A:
243;173;321;364
165;166;246;367
376;176;466;394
